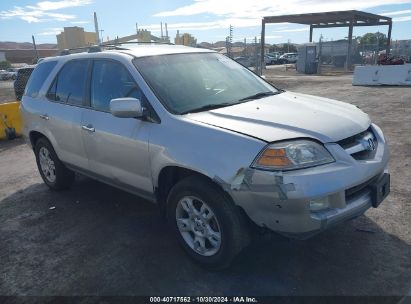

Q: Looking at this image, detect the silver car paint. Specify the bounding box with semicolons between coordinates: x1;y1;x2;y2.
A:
21;45;389;237
185;92;371;143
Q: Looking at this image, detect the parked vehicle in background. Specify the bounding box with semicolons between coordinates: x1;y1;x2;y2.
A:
266;52;281;64
7;68;18;80
278;53;298;64
14;66;35;100
0;70;10;80
0;68;18;80
234;56;253;67
264;55;275;65
21;44;390;269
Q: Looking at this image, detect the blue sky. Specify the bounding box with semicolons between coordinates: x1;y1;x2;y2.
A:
1;0;411;45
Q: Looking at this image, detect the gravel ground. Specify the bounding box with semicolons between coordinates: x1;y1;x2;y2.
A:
0;69;410;298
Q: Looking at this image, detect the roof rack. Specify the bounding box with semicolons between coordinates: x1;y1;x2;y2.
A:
59;45;104;56
100;41;175;47
59;41;175;56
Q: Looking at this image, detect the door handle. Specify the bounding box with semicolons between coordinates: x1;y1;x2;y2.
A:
82;125;95;133
39;114;49;120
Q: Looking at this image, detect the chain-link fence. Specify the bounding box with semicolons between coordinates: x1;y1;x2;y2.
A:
13;67;34;101
313;39;406;73
225;39;263;74
391;40;411;63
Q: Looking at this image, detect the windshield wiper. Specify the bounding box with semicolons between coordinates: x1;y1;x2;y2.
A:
181;102;234;114
238;91;280;102
181;90;283;114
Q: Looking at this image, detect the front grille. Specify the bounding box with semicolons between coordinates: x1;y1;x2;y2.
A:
337;127;377;160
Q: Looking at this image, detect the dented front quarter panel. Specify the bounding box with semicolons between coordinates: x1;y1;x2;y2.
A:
149;108;389;237
148;115;266;190
228;124;389;235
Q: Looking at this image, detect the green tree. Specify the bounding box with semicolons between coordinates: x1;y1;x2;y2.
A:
359;32;388;52
0;60;11;70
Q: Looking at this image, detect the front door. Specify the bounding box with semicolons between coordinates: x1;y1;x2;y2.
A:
81;59;153;198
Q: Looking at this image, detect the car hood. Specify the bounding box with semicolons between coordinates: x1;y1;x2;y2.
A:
184;91;370;143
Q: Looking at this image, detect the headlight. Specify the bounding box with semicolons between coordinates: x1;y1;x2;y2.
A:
252;140;334;170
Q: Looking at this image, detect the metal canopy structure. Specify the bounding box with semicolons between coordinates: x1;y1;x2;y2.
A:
260;10;392;72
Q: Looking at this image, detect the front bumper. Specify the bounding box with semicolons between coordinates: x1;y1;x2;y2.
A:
230;124;390;238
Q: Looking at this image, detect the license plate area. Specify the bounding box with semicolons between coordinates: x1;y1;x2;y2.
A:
370;173;390;208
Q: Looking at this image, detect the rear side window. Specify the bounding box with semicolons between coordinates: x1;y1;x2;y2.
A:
47;60;89;106
25;61;57;98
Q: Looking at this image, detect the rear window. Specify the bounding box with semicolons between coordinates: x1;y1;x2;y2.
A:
47;60;89;106
25;61;57;98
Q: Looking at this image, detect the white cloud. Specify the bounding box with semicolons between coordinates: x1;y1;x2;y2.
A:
151;0;411;35
141;18;261;32
393;15;411;21
28;0;92;11
383;9;411;15
154;0;411;18
71;20;90;25
0;0;91;23
37;27;63;35
271;27;308;33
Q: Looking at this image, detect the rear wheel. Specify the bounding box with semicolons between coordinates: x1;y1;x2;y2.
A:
34;137;74;190
167;175;250;269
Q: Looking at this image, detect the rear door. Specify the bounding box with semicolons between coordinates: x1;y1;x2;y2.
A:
80;59;153;198
44;59;90;169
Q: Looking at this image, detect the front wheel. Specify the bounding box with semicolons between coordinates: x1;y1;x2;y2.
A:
167;175;250;269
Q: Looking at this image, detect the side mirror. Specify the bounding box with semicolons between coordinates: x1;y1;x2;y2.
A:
110;98;144;118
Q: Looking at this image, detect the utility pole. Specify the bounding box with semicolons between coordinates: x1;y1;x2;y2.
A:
317;34;323;74
32;35;39;62
226;25;233;58
94;12;100;45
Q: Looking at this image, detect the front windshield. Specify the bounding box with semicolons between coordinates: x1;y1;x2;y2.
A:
133;53;278;114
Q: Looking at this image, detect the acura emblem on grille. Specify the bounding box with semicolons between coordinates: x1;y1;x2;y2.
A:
367;138;376;151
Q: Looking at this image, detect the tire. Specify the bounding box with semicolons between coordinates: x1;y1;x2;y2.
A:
167;175;250;269
34;137;74;190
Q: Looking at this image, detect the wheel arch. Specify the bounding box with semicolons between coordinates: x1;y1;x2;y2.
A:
29;130;48;149
155;166;234;213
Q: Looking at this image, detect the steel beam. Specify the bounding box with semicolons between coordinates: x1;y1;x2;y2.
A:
309;25;313;42
346;19;353;71
260;20;265;76
311;21;390;28
387;22;392;55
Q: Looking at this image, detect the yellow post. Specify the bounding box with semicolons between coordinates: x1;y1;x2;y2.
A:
0;101;23;140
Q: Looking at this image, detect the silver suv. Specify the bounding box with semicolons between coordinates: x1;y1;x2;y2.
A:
21;44;390;269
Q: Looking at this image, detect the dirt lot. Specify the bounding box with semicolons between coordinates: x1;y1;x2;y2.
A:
0;70;410;298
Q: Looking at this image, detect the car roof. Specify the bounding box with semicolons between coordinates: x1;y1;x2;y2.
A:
41;44;215;63
118;44;215;57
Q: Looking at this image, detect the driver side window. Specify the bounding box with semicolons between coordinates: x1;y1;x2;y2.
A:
91;60;143;112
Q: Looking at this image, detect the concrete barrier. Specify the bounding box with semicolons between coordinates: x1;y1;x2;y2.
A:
0;101;22;140
353;64;411;86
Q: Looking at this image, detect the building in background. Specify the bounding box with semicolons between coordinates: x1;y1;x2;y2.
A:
136;29;152;42
175;31;197;47
56;27;97;50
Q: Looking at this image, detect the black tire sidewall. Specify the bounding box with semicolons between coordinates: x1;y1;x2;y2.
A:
34;138;73;190
167;176;247;269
